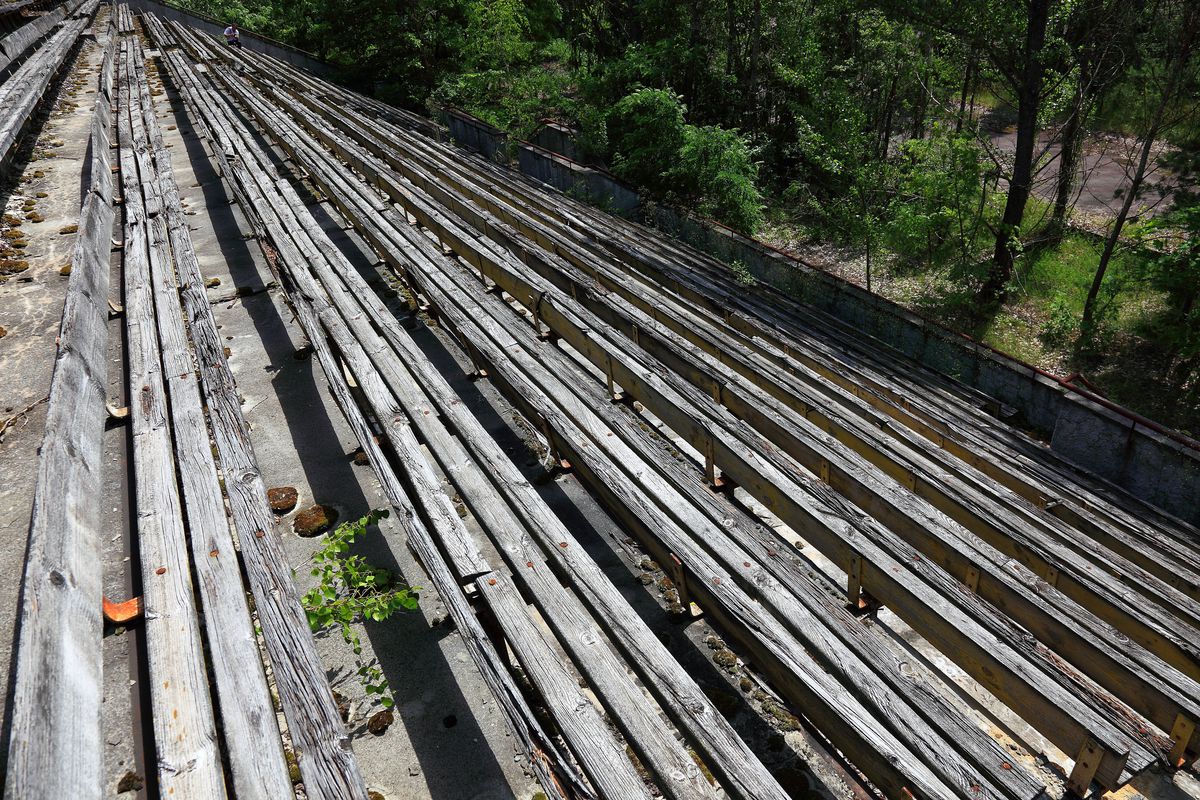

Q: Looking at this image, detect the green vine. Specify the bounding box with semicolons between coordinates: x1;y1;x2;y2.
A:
300;509;418;709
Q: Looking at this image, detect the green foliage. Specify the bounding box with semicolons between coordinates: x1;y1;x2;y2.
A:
885;126;985;268
673;125;763;233
1040;292;1079;348
301;509;417;709
461;0;531;70
607;88;687;190
606;88;761;232
729;259;756;287
1130;139;1200;399
207;0;1199;428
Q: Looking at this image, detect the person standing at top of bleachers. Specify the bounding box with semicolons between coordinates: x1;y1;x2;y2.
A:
223;23;241;48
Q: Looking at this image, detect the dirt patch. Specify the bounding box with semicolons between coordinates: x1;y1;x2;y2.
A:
293;503;337;536
267;485;298;513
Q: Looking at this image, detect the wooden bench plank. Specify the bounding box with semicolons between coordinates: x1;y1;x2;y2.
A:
144;42;372;800
204;53;1041;796
125;39;295;798
3;28;114;796
116;35;228;797
231;66;1151;790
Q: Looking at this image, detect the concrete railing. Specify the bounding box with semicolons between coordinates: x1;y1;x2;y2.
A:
445;108;638;214
648;206;1200;525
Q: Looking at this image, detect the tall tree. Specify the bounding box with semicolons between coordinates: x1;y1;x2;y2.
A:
1081;0;1200;334
983;0;1050;298
881;0;1061;299
1051;0;1142;232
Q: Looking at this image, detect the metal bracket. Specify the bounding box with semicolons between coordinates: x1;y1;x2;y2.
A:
1065;737;1101;798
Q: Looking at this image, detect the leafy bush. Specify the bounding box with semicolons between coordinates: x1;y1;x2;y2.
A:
461;0;531;70
607;88;688;189
885;126;985;268
673;125;763;233
301;509;418;709
729;259;757;287
1040;292;1079;348
607;88;762;232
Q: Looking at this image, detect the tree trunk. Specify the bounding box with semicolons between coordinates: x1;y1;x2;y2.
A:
1081;3;1199;332
956;52;975;134
878;75;898;159
746;0;762;123
911;40;932;140
726;0;738;77
1053;43;1093;233
984;0;1050;300
687;0;703;102
1052;105;1083;230
1080;134;1154;333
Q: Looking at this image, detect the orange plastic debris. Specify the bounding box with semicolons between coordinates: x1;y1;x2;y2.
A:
103;595;143;624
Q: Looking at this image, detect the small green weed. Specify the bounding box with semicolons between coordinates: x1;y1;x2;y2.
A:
730;259;756;287
301;509;417;709
1040;292;1079;348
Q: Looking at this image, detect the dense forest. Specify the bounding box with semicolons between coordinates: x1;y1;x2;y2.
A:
187;0;1200;433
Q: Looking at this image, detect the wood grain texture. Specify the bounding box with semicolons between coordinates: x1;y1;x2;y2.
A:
194;51;1003;800
142;37;370;800
178;50;790;798
0;9;92;167
243;62;1146;788
156;18;1200;793
3;27;115;797
117;35;227;797
0;5;68;75
128;40;295;798
148;32;605;798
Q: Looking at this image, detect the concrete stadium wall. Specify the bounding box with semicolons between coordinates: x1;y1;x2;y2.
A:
125;0;332;76
446;108;638;215
531;121;581;163
437;106;1200;525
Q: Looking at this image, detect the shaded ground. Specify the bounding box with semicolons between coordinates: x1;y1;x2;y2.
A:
760;230;1200;438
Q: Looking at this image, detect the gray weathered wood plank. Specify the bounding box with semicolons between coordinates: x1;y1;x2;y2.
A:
128;39;295;798
117;35;228;797
3;28;115;796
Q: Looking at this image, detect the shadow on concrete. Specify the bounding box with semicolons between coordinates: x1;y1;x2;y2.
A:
158;75;515;798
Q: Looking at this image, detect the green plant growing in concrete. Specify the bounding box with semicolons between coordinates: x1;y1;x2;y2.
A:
301;509;417;709
730;259;756;287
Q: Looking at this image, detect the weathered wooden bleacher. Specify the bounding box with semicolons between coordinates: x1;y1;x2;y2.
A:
156;14;1200;797
7;9;365;798
5;5;1200;799
0;0;96;166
